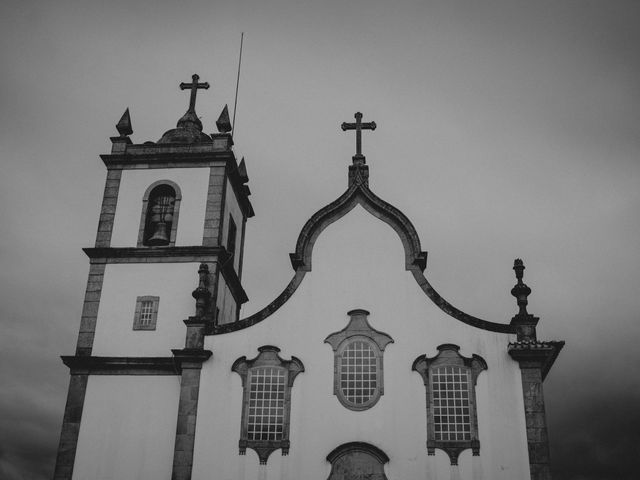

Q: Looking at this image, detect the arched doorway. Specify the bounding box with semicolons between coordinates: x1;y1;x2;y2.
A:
326;442;389;480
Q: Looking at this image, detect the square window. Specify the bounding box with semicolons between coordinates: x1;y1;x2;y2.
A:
132;296;159;330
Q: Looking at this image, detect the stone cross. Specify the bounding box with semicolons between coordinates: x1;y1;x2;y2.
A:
180;74;210;112
341;112;377;162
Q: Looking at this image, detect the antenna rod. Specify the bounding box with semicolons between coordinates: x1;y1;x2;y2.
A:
232;32;244;137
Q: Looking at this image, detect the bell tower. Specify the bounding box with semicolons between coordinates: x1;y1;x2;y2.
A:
94;73;252;328
52;74;253;480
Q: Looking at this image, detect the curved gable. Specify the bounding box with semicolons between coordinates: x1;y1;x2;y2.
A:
215;163;514;335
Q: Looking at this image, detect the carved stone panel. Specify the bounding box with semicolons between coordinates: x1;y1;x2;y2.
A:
326;443;389;480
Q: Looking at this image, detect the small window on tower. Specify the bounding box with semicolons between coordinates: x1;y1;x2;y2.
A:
227;215;237;256
138;181;182;247
133;296;159;330
325;309;393;411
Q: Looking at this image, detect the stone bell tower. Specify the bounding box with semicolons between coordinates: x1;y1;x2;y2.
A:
52;74;253;480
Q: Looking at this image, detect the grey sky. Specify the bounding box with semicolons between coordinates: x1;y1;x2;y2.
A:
1;1;639;478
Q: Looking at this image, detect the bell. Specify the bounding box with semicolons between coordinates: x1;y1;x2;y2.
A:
147;221;170;245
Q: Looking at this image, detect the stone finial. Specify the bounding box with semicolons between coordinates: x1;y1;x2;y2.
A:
192;263;211;318
511;258;532;316
116;108;133;136
216;104;232;133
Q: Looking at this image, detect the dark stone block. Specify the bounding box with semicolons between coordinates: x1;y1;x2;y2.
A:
528;442;550;464
75;332;95;351
529;463;552;480
83;291;101;303
174;434;195;452
81;301;100;317
172;450;193;467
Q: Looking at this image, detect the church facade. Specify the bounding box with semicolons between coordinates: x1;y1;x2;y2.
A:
53;74;564;480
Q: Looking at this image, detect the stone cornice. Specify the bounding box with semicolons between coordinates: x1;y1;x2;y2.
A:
508;340;565;380
84;245;226;261
100;152;234;170
62;352;213;375
83;246;248;305
62;355;179;375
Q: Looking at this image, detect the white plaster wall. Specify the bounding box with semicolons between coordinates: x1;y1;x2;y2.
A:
73;375;180;480
110;168;209;247
191;206;530;480
221;178;243;272
92;263;199;356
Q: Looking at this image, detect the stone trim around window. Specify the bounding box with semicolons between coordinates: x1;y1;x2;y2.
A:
137;180;182;247
132;296;159;330
412;344;487;466
231;346;304;465
325;309;393;411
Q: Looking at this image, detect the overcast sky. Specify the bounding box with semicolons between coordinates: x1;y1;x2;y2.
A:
1;1;639;479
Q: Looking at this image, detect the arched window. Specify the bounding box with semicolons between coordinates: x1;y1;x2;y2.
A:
138;181;182;247
232;346;304;465
325;309;393;411
326;442;389;480
412;344;487;465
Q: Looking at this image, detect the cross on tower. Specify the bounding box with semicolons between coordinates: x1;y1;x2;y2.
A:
341;112;377;164
179;74;210;112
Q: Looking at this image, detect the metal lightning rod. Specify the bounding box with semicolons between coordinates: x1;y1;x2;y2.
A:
232;32;244;138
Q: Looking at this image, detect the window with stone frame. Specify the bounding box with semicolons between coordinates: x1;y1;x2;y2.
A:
132;296;159;330
137;180;182;247
232;346;304;465
325;309;393;411
412;344;487;466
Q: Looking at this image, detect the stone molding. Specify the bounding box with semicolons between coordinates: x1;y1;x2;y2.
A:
60;354;213;375
83;246;248;305
326;441;390;465
325;309;394;411
216;163;515;335
508;340;565;381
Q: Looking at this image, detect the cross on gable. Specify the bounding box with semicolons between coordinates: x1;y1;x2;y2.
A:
341;112;377;164
179;74;210;112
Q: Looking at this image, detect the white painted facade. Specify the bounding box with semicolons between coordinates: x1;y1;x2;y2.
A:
73;376;180;480
193;207;530;480
57;106;560;480
92;262;199;357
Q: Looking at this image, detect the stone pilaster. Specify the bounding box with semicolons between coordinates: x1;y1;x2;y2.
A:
76;262;105;356
170;334;212;480
170;264;213;479
52;374;88;480
508;259;564;479
95;169;121;248
509;343;563;480
202;166;227;246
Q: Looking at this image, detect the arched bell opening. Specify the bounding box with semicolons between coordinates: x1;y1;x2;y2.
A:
138;180;182;247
